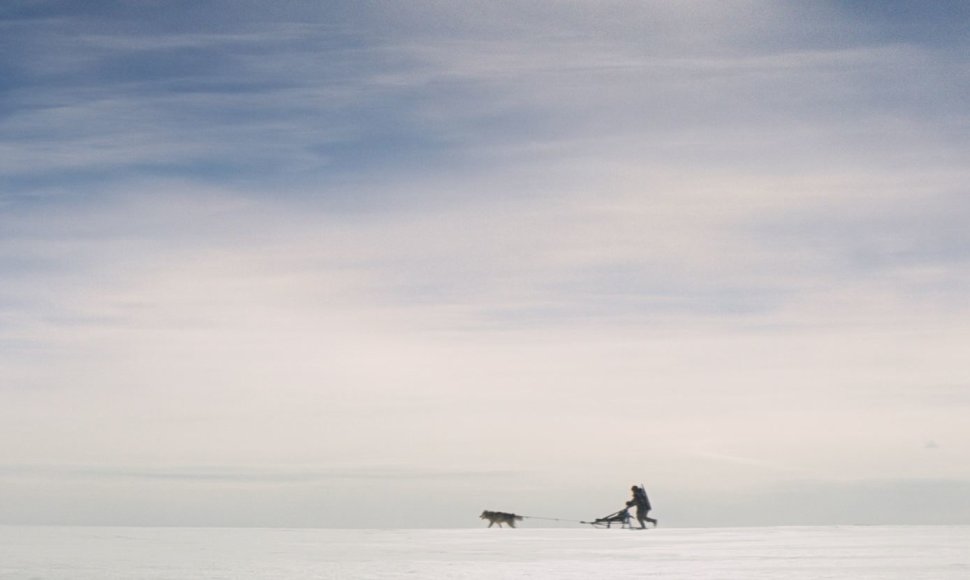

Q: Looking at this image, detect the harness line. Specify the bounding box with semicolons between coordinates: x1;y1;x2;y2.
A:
521;515;587;524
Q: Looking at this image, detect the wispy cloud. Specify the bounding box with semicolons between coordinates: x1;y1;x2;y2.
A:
0;463;518;484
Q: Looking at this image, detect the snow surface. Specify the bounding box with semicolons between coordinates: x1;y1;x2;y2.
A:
1;525;967;579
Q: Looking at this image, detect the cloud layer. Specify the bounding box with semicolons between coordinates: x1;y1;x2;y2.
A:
1;1;969;527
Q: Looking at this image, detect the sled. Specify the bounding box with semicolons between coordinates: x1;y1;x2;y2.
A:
584;507;632;529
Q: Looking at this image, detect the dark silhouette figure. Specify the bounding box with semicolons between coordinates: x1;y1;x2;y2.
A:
626;485;657;528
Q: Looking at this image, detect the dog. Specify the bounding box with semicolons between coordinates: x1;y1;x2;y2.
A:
480;510;523;528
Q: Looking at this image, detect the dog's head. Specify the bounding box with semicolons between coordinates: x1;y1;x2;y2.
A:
480;510;493;519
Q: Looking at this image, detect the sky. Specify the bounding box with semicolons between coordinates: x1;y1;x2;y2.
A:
1;1;969;528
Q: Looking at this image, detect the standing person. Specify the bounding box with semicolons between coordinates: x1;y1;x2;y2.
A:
626;484;657;528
